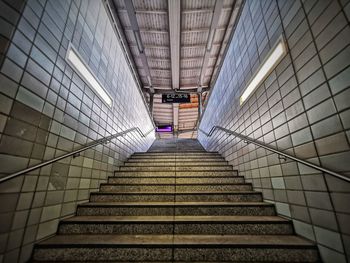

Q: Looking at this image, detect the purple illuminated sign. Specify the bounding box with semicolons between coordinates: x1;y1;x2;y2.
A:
156;125;173;132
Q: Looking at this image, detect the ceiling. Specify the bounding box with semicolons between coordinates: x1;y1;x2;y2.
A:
110;0;243;138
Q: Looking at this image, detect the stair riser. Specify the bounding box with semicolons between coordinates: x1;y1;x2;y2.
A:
124;162;227;166
90;193;262;202
119;166;233;172
58;222;293;235
100;185;252;192
114;171;238;177
76;206;276;216
108;177;245;184
33;247;318;262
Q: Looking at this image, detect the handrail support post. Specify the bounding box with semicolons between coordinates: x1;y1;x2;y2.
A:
278;155;287;162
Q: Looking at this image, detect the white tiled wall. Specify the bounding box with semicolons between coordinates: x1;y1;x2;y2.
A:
0;0;155;262
199;0;350;262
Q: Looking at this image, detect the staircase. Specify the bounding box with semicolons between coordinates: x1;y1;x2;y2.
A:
32;150;320;262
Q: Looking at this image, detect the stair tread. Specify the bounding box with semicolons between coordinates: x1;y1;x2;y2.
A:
127;159;225;161
113;173;239;176
79;201;273;206
124;162;227;164
134;152;219;154
122;165;232;167
108;175;244;180
101;183;251;186
92;191;259;195
62;215;289;223
37;234;315;247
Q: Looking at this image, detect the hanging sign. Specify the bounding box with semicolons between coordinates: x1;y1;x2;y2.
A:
162;93;191;103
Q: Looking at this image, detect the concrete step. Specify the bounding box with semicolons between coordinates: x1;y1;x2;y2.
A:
76;202;276;216
133;152;219;156
58;215;293;235
90;191;263;202
124;161;228;166
99;183;253;192
108;176;245;184
131;154;222;159
33;234;319;262
119;165;233;172
128;157;225;162
114;170;239;177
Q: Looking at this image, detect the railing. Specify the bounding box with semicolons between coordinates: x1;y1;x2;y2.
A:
199;126;350;183
0;127;154;184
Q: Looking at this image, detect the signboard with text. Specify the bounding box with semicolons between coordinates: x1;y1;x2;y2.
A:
156;125;173;132
162;93;191;103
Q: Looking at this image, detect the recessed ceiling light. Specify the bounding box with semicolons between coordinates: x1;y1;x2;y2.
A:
66;44;113;107
240;38;287;105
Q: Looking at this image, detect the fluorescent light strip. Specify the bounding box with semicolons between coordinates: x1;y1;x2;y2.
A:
67;46;113;107
134;31;144;53
207;29;215;51
240;39;286;105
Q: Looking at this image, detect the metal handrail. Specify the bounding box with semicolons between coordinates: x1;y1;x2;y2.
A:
199;126;350;183
0;127;154;184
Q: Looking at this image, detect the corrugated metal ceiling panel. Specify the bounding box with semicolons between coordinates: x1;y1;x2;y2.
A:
111;0;243;138
133;0;167;10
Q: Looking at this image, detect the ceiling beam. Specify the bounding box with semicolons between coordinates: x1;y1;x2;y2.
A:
182;42;221;49
148;67;171;71
147;56;171;61
182;56;216;61
130;44;169;49
147;57;171;61
154;116;173;119
124;0;152;86
182;27;226;34
198;0;224;86
154;115;173;119
168;0;181;131
181;66;214;70
182;6;231;14
118;9;167;14
154;111;173;115
142;87;209;94
124;27;169;34
209;0;243;87
168;0;181;90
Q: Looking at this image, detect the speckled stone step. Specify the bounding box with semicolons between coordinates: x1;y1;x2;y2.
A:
76;202;276;216
119;165;233;172
90;191;263;202
114;170;239;177
58;215;293;235
32;234;319;262
99;183;253;192
124;161;228;166
108;176;245;184
133;152;219;156
128;157;225;162
130;155;223;159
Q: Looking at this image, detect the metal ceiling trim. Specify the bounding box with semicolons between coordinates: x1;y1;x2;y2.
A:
198;0;224;86
124;0;153;86
168;0;181;91
102;0;155;127
197;0;246;129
